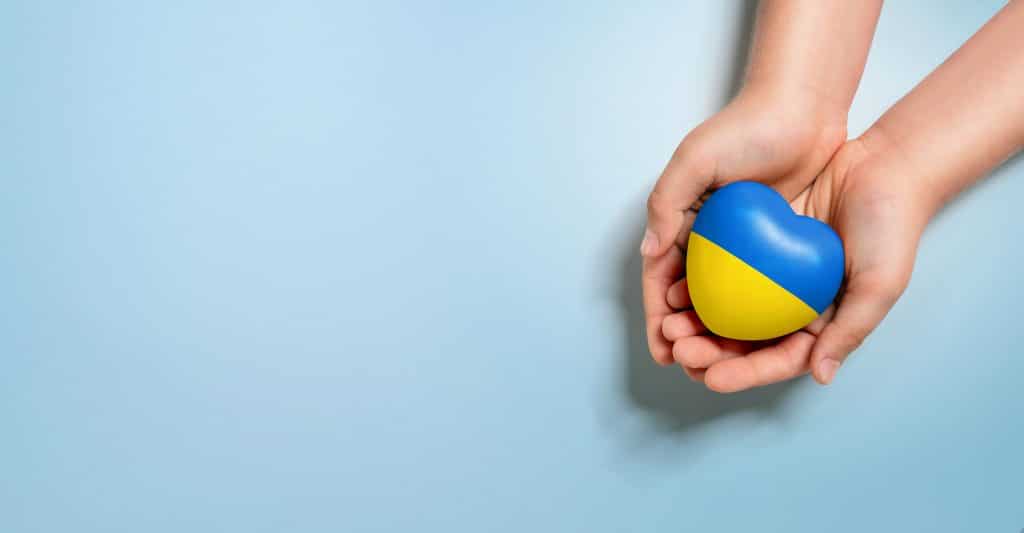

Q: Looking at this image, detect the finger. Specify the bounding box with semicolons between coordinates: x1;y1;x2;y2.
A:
641;143;713;257
672;335;751;369
809;273;903;385
661;310;705;342
666;278;692;309
704;331;817;393
804;304;835;336
642;245;684;365
682;366;706;383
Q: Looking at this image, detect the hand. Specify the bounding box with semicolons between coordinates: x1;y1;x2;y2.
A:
649;0;1024;391
642;86;847;369
664;136;930;391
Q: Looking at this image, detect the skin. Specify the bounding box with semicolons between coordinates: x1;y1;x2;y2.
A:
642;1;1024;392
641;0;884;377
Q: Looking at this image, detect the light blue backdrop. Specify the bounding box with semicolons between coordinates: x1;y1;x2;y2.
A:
3;1;1021;531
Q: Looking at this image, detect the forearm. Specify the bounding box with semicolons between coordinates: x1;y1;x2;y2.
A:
859;1;1024;214
742;0;883;121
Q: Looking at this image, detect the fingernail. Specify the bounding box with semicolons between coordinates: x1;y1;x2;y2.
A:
640;228;659;256
817;359;841;385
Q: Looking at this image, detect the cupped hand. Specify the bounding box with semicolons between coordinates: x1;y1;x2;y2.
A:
642;87;847;368
664;137;930;391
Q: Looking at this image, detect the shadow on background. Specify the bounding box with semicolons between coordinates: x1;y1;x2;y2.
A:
722;0;759;104
616;210;798;435
613;0;800;437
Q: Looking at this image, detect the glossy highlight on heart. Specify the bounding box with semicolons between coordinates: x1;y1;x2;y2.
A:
686;181;845;340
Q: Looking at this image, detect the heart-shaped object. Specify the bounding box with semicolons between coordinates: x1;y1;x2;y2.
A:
686;181;845;340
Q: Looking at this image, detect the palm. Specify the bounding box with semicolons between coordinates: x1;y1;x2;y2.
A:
662;141;920;391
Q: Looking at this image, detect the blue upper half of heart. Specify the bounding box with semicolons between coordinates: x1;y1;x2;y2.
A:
692;181;845;313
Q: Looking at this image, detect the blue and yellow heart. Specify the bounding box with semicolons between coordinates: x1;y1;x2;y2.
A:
686;182;845;341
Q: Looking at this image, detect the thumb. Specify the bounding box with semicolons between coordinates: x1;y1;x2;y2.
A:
810;273;906;385
641;143;714;257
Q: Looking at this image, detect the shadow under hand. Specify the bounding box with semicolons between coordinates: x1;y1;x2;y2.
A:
723;0;759;105
617;220;799;435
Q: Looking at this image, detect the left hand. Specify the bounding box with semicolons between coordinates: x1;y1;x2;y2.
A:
641;86;848;369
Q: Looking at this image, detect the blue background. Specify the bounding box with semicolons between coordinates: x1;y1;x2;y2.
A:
3;1;1022;531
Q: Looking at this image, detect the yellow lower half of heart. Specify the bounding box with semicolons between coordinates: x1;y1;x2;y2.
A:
686;232;819;341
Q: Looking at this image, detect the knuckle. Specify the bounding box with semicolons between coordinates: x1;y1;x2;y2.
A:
660;316;674;339
646;189;672;218
858;274;908;306
672;342;697;367
778;344;805;375
676;133;713;165
671;341;686;362
835;327;868;353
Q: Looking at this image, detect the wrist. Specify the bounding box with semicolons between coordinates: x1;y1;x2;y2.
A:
740;76;851;133
847;127;945;225
733;81;849;159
